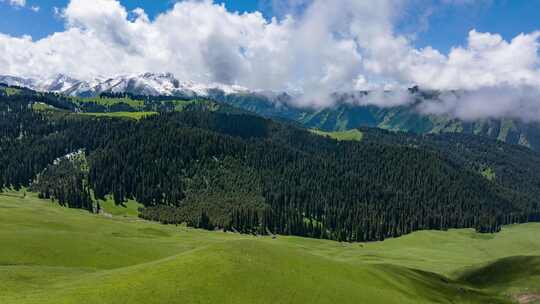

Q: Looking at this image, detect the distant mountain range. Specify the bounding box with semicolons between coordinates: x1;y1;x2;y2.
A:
2;73;540;152
0;73;249;98
218;94;540;152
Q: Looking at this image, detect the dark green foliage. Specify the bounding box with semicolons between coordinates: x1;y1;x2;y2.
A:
140;159;268;232
360;127;540;206
31;152;93;211
1;87;540;242
215;92;540;152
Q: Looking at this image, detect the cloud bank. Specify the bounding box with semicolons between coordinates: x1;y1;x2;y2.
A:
0;0;539;120
418;85;540;122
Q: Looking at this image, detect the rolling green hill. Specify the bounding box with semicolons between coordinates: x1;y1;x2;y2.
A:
1;192;539;304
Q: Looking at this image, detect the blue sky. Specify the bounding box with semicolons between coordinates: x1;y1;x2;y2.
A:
413;0;540;52
0;0;265;40
0;0;539;120
1;0;539;54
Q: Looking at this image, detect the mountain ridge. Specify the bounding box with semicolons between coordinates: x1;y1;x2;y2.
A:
3;73;540;152
0;73;249;98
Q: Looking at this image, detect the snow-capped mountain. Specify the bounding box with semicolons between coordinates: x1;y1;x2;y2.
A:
0;75;44;91
0;73;249;97
44;74;84;93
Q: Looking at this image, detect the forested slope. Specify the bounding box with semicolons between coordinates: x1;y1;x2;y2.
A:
215;91;540;152
359;128;540;200
1;86;540;242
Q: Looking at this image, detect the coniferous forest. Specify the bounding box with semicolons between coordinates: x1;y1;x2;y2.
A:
1;85;540;242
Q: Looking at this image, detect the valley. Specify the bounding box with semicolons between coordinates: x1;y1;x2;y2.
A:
2;82;540;304
1;192;539;304
2;1;540;303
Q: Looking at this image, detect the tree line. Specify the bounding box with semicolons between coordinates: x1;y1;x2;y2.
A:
1;90;539;242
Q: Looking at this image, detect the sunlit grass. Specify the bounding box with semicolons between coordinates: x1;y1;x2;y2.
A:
1;191;538;304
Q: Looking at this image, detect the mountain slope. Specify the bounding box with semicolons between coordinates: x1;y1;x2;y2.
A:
3;193;540;304
217;92;540;152
355;128;540;201
3;73;540;152
10;240;501;304
3;88;540;241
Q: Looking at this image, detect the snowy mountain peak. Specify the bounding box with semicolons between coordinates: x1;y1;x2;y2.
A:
0;73;249;98
0;75;40;90
47;74;83;92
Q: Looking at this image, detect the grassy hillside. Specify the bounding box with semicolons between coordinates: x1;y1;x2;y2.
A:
1;192;539;304
4;87;22;96
79;111;157;120
98;197;143;217
71;96;145;110
311;129;363;141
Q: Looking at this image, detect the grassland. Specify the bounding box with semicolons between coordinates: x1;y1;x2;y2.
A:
31;100;156;120
311;129;364;141
98;197;143;217
3;87;22;96
32;102;57;111
72;96;203;111
1;191;539;304
79;111;157;120
71;97;144;108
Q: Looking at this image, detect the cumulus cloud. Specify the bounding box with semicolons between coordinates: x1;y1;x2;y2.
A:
404;30;540;90
0;0;539;120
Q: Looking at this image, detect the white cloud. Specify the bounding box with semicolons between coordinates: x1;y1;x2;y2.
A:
2;0;40;12
0;0;539;120
2;0;26;7
10;0;25;7
403;30;540;90
418;85;540;122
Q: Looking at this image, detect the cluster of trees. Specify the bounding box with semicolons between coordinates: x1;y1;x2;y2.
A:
139;159;268;234
31;151;93;211
1;89;540;242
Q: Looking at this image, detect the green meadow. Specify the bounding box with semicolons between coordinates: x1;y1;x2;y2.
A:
71;96;144;108
79;111;157;120
3;87;22;96
311;129;364;141
97;197;143;217
1;192;539;304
